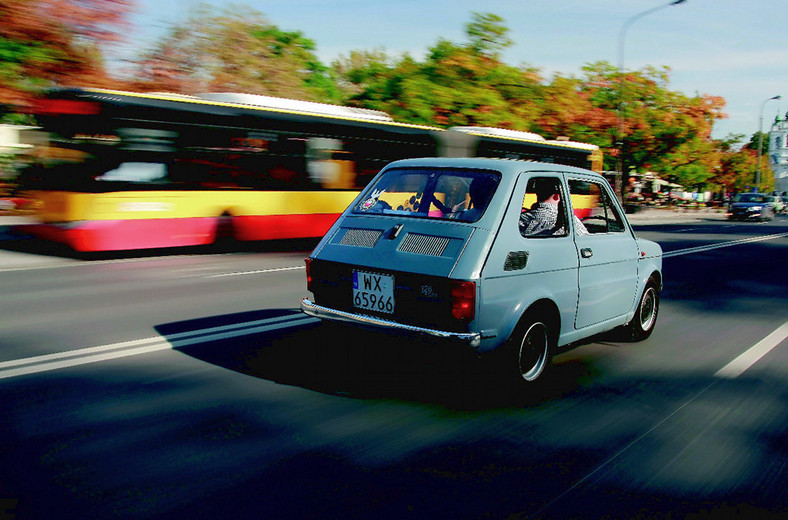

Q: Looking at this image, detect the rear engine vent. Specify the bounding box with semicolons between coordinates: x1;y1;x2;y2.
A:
398;233;450;257
338;228;382;247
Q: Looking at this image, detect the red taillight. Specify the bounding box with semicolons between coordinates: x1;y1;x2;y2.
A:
450;280;476;321
305;257;314;292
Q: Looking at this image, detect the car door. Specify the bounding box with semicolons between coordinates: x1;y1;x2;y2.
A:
481;172;580;344
569;177;639;329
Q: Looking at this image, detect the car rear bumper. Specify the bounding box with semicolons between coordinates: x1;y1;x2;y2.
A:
300;298;481;347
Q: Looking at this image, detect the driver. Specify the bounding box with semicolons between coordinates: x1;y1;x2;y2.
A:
519;179;589;237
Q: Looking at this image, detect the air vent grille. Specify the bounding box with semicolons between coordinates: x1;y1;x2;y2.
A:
398;233;450;256
338;228;382;247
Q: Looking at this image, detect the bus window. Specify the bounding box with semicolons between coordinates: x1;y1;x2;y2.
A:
99;162;168;183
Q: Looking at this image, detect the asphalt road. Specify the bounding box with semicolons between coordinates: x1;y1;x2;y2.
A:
0;212;786;520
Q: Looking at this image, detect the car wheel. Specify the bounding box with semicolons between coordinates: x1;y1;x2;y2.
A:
628;280;659;341
496;314;555;385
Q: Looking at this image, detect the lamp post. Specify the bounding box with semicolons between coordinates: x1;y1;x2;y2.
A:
756;95;781;191
616;0;688;203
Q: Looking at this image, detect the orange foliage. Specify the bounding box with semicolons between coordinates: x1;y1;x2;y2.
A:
0;0;133;107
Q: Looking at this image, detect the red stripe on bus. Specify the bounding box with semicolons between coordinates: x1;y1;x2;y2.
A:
22;213;341;251
233;214;340;241
23;218;216;251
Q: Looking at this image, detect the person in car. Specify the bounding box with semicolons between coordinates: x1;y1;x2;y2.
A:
455;175;497;221
519;179;589;237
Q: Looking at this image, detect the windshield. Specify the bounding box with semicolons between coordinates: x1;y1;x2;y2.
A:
736;193;767;203
353;167;500;222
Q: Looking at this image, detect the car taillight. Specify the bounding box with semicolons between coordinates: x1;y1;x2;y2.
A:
305;257;314;292
450;280;476;321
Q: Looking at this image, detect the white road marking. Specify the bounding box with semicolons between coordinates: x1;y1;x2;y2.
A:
663;231;788;258
205;265;305;278
0;314;318;381
715;321;788;379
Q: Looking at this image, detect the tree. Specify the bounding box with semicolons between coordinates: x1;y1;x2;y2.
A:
465;12;512;59
0;0;133;114
128;5;338;102
707;134;768;196
551;61;727;185
333;13;543;129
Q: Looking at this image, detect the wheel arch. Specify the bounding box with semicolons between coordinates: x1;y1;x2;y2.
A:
519;298;561;345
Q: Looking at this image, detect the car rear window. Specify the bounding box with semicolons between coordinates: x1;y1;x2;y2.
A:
353;167;500;222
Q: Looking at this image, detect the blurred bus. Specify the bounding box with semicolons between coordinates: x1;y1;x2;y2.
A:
20;87;602;252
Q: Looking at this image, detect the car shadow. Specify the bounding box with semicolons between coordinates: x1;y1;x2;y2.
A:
158;309;594;411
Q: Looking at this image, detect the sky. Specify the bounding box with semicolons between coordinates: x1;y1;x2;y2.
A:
123;0;788;141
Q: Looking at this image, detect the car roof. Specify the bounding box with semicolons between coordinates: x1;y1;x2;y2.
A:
382;157;598;179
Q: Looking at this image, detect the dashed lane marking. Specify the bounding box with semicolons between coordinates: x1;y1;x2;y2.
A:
715;321;788;379
663;231;788;258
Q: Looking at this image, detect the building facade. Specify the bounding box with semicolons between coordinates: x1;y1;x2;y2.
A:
769;115;788;195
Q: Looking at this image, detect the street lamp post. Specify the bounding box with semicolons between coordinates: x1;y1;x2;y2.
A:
616;0;688;203
756;95;781;191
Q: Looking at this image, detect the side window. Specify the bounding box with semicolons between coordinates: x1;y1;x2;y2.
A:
568;179;625;234
518;176;569;238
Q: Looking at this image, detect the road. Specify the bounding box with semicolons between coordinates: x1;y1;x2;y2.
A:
0;212;786;520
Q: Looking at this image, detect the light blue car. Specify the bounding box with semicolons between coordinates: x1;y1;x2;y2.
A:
302;157;662;386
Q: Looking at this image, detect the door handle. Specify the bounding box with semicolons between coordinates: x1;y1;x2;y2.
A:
581;248;593;258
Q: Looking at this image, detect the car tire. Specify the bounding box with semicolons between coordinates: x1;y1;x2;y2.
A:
628;280;659;341
496;313;555;386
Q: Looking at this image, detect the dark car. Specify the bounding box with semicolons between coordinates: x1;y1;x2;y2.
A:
728;193;776;221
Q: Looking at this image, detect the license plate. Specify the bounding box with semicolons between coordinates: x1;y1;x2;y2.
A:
353;270;395;314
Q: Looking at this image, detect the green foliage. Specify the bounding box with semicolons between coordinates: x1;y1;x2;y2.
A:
0;0;132;108
330;18;728;190
465;12;513;57
129;5;339;102
4;5;755;192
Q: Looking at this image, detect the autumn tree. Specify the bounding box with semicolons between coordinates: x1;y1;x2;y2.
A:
0;0;133;114
541;61;727;187
335;11;728;191
709;134;754;195
333;12;543;129
128;5;338;102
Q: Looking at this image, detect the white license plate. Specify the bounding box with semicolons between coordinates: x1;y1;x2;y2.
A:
353;270;394;314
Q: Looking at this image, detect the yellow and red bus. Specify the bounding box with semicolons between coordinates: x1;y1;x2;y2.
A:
20;87;602;251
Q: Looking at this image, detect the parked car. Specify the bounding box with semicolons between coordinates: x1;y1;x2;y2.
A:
728;193;776;221
301;158;663;387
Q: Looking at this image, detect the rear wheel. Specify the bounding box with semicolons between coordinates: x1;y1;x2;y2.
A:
516;320;551;381
494;313;555;386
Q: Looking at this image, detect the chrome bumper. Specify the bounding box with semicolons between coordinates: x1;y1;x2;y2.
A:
300;299;481;347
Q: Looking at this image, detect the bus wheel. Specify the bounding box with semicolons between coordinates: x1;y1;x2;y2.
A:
213;213;235;248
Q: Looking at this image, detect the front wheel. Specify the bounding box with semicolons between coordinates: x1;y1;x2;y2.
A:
628;281;659;340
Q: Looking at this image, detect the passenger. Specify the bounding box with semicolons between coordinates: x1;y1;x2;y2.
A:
519;179;589;236
457;175;497;221
427;175;496;221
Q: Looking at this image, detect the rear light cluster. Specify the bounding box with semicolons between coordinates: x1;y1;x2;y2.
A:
450;280;476;321
305;257;313;292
